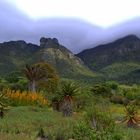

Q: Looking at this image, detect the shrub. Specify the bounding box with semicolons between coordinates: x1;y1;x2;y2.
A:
51;82;79;116
73;120;123;140
91;84;112;97
110;95;124;104
121;86;140;101
73;121;96;140
4;89;47;106
122;103;140;128
105;81;119;90
85;105;114;132
5;71;21;83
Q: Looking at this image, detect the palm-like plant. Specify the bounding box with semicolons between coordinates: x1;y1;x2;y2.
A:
122;103;140;127
60;82;79;117
23;62;59;92
24;64;44;92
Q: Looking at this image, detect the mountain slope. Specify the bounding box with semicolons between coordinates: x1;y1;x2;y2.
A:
0;40;39;74
0;38;97;80
36;37;96;79
77;35;140;83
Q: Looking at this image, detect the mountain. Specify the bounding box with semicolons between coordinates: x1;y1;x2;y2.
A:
0;40;39;75
0;38;96;80
77;35;140;83
35;37;96;79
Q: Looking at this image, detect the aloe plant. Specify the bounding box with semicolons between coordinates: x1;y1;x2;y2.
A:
60;82;79;117
122;103;140;127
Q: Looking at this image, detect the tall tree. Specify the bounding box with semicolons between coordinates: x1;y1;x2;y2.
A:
23;62;59;92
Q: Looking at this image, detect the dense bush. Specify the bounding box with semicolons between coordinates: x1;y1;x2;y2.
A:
85;105;114;131
110;95;125;104
73;104;123;140
5;71;22;83
73;121;96;140
91;83;112;97
119;85;140;105
105;81;119;90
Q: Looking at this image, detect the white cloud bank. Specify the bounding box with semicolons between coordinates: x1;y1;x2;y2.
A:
5;0;140;28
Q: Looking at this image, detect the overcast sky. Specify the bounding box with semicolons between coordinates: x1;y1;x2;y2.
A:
1;0;140;52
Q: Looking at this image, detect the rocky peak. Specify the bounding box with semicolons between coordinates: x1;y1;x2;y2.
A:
2;40;27;47
40;37;59;48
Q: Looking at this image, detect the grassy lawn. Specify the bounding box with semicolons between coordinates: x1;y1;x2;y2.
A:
0;106;80;140
0;104;139;140
110;104;140;140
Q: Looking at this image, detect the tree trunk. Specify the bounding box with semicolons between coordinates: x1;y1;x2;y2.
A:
127;119;137;128
29;80;36;92
61;99;73;117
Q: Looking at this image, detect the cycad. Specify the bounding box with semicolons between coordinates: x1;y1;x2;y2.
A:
60;82;79;117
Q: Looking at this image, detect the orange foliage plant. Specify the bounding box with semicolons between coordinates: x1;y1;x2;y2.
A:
5;89;47;106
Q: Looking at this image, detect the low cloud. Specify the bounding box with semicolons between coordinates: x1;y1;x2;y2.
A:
1;1;140;53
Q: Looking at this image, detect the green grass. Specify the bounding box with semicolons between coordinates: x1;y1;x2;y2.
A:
100;62;140;78
109;104;140;140
0;102;139;140
0;106;80;140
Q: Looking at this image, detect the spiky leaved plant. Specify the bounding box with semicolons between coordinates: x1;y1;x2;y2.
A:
60;82;79;117
122;103;140;128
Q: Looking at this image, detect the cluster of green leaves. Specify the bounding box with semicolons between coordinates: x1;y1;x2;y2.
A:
23;62;59;93
90;82;140;106
0;71;28;91
91;83;112;97
73;104;123;140
50;81;79;101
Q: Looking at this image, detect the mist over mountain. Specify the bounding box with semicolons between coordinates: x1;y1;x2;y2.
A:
1;1;140;53
2;17;140;53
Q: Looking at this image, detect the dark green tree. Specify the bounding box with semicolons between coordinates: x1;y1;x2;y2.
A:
91;84;112;97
